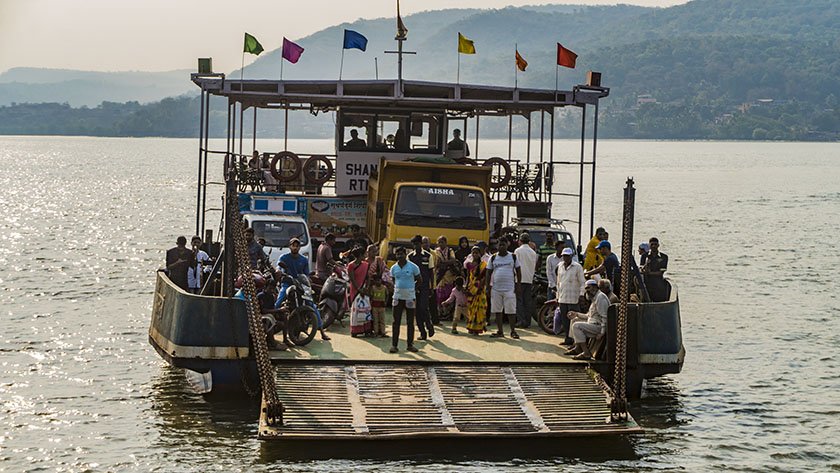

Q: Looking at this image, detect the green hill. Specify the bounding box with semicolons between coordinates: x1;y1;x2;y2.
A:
1;0;838;139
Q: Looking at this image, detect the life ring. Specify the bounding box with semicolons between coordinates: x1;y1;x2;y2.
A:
270;151;302;182
302;155;334;185
483;157;511;188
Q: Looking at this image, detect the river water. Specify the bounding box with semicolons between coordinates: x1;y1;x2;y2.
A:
1;137;838;472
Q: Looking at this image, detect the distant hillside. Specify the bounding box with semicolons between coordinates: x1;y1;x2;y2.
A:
1;0;839;140
0;68;195;107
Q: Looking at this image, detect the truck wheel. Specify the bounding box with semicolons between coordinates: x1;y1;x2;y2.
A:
303;155;334;185
270;151;302;182
483;157;511;188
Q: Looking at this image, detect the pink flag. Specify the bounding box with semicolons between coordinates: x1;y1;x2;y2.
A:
282;37;304;64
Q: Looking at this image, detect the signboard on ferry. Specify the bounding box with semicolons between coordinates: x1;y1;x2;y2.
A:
336;151;413;196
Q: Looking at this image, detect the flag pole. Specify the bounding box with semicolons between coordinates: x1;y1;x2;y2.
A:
457;34;461;84
514;43;518;89
240;51;245;92
280;57;284;81
339;48;345;81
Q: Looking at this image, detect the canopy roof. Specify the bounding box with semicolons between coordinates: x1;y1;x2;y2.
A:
192;74;608;114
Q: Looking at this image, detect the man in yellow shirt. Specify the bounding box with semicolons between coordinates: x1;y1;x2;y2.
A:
583;227;607;271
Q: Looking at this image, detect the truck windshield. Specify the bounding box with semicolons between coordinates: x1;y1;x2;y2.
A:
394;186;486;230
250;221;309;247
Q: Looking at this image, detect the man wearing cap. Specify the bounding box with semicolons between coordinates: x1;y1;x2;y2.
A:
564;279;609;360
275;238;331;341
585;240;621;294
554;246;586;344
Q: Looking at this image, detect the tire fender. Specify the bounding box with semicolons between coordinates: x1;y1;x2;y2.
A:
270;151;302;182
483;156;511;188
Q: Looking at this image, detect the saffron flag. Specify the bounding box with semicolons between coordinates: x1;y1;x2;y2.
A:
458;33;476;55
396;0;408;39
243;33;264;56
515;49;528;72
557;43;577;69
343;29;368;51
282;38;305;64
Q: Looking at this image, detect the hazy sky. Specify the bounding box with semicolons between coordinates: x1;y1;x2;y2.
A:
0;0;687;73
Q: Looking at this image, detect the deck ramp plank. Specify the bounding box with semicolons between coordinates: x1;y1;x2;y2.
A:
260;364;640;440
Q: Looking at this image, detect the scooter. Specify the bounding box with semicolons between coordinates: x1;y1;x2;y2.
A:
318;263;349;329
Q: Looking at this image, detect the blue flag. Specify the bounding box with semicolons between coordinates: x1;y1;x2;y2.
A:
343;29;368;51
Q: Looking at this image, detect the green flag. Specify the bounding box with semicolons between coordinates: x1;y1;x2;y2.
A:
244;33;264;55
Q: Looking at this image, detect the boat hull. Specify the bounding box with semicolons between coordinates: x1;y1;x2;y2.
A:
149;271;258;392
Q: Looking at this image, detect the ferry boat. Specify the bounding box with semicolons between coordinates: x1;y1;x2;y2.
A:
148;34;684;442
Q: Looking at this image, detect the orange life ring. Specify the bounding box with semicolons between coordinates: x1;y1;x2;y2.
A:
302;155;334;185
270;151;302;182
483;157;511;188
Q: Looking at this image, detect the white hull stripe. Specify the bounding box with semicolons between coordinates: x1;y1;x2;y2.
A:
149;325;250;359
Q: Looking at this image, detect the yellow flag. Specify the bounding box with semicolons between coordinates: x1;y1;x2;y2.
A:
458;33;475;55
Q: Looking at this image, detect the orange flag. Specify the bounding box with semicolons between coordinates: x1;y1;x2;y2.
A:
557;43;577;68
515;49;528;72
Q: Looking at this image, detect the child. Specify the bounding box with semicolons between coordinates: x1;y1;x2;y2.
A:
369;278;388;337
442;276;468;334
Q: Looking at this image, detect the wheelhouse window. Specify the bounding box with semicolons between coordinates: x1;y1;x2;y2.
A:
393;185;487;230
338;110;444;154
339;113;373;151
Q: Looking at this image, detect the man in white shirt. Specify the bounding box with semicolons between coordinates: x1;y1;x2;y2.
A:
564;279;610;360
486;236;521;339
553;247;585;342
514;233;538;328
187;236;211;294
545;240;564;301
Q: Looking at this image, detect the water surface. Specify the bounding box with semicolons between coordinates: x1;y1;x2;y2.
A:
1;137;838;471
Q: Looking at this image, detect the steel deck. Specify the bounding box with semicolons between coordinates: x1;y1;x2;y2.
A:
258;364;640;440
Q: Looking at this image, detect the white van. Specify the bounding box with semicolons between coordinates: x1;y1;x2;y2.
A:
242;214;312;270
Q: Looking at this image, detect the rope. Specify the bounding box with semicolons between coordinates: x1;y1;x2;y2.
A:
226;187;283;425
611;177;635;421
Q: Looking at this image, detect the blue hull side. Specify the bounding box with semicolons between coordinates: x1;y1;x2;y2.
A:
149;271;257;392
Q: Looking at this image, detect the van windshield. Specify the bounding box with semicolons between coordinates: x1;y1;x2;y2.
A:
250;221;309;247
394;186;486;231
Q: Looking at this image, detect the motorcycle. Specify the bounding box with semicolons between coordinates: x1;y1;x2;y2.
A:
277;273;319;346
317;263;349;329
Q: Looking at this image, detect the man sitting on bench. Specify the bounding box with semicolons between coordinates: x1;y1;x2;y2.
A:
564;279;609;360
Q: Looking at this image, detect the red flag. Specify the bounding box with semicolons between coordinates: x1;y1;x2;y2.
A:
515;49;528;72
282;37;304;64
557;43;577;69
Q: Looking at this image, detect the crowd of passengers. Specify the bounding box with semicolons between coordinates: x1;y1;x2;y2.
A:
165;224;668;360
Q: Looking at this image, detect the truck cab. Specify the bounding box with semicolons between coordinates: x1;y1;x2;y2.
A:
242;213;312;269
367;159;491;262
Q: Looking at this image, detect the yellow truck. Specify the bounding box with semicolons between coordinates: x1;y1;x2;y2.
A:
366;159;492;261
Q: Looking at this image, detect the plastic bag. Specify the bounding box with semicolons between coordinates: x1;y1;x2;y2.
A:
350;294;372;326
